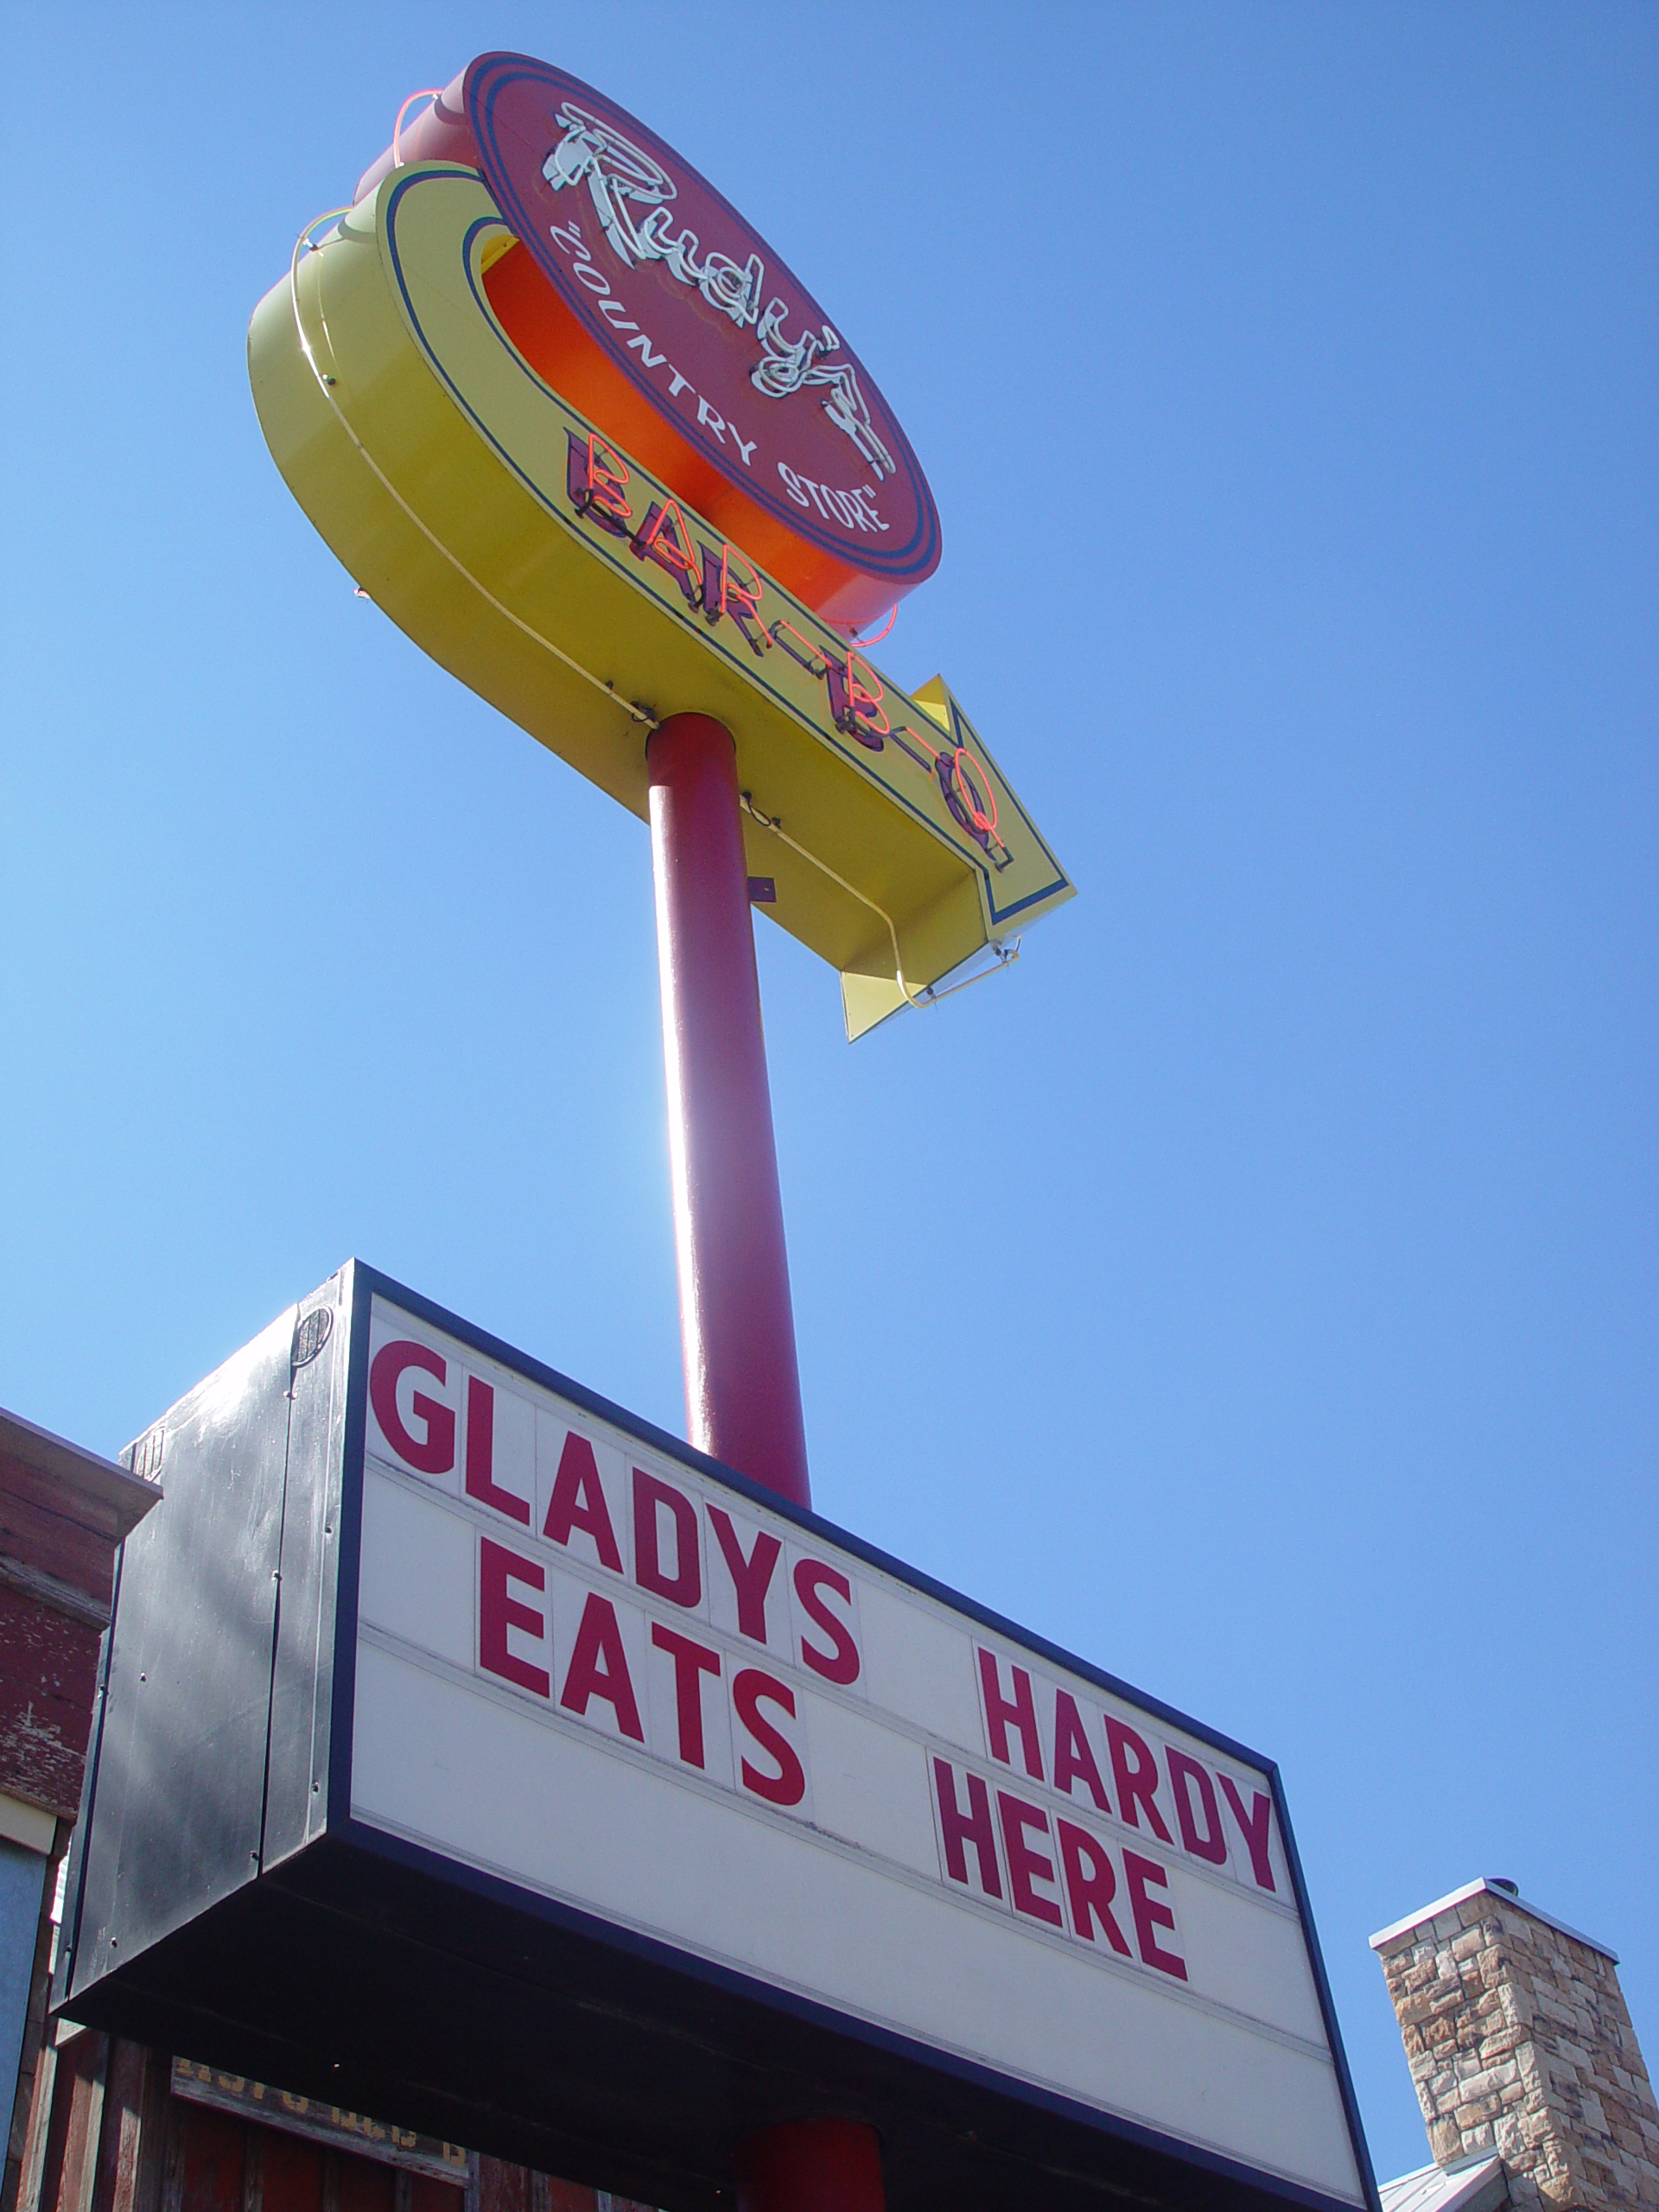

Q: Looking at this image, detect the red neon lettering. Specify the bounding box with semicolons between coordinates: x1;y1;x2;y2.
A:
1219;1774;1277;1892
463;1377;531;1526
932;1758;1001;1897
848;648;889;731
650;1623;721;1769
793;1559;860;1685
542;1431;622;1573
1106;1718;1173;1843
769;619;828;677
369;1341;454;1474
1167;1748;1228;1866
478;1538;548;1699
977;1648;1045;1781
952;744;998;836
1057;1821;1131;1954
825;648;889;748
887;722;939;772
631;499;700;605
632;1469;702;1609
700;542;768;654
708;1508;781;1643
564;430;632;534
935;749;993;854
997;1792;1063;1928
1052;1689;1112;1814
1122;1851;1187;1980
733;1668;805;1806
559;1592;644;1741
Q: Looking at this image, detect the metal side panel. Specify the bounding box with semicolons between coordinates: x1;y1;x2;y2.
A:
262;1266;354;1866
58;1303;298;2006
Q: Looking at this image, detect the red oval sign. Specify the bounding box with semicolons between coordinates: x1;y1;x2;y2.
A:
365;54;941;631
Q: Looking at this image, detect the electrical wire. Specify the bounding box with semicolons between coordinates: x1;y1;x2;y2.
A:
741;793;1019;1014
289;211;658;729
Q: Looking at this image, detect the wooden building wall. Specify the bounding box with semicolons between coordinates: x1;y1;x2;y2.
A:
12;2038;652;2212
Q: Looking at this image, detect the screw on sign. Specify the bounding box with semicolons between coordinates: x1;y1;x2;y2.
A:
247;50;1072;2212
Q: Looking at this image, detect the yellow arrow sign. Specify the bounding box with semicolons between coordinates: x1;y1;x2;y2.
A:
250;166;1072;1037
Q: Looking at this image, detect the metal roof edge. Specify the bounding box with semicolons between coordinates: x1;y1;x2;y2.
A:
1378;2153;1507;2212
1370;1878;1618;1964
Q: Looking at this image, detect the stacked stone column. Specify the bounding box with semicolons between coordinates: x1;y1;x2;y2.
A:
1373;1878;1659;2209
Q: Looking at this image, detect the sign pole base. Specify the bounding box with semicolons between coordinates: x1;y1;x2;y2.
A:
647;716;882;2212
736;2120;884;2212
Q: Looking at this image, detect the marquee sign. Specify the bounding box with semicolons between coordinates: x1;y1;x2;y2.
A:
249;57;1071;1039
59;1266;1376;2212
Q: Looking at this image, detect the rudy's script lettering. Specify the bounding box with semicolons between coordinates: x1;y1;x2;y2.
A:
542;101;896;480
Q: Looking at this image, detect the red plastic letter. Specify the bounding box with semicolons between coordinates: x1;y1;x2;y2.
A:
1168;1747;1228;1866
632;1469;702;1609
559;1592;644;1741
462;1376;530;1525
932;1758;1001;1898
543;1431;623;1571
793;1560;860;1685
1219;1774;1277;1892
370;1341;454;1474
1057;1821;1130;1954
1123;1851;1187;1979
977;1649;1045;1781
478;1538;548;1699
651;1624;721;1769
1052;1688;1111;1814
708;1508;781;1643
1106;1718;1173;1843
733;1668;804;1806
997;1792;1063;1928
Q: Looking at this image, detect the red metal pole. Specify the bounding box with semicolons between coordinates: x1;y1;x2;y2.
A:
647;712;810;1508
645;714;882;2212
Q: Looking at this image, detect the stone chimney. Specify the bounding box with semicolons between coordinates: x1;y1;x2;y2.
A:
1372;1878;1659;2209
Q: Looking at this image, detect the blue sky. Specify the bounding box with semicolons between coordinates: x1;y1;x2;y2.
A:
3;1;1655;2187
